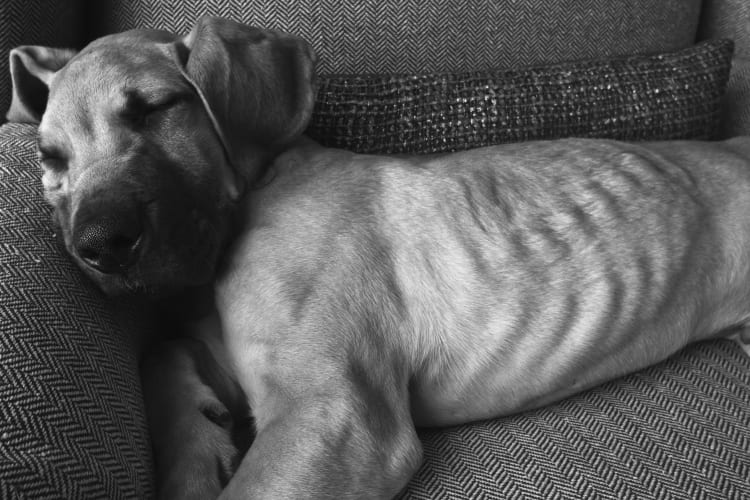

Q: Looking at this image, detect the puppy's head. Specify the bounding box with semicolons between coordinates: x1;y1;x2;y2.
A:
7;17;316;296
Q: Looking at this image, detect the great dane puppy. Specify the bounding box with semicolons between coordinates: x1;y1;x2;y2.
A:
8;16;750;499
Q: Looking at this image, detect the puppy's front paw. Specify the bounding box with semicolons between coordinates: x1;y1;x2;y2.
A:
157;402;239;500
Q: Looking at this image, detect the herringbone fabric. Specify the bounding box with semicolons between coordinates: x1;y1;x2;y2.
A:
0;123;154;499
400;340;750;499
308;40;732;155
700;0;750;60
721;60;750;137
0;1;84;121
699;0;750;137
93;0;701;75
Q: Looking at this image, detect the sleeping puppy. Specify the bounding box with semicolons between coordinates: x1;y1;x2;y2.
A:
8;16;750;499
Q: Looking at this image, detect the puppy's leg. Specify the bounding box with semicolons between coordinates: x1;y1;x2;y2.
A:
218;362;422;500
141;338;249;500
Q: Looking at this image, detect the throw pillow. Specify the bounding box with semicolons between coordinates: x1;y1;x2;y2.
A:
308;40;734;155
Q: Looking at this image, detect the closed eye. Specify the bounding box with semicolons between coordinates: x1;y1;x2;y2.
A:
37;145;67;171
121;89;191;127
39;156;67;171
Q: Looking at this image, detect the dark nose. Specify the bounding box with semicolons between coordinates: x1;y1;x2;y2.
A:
73;198;143;275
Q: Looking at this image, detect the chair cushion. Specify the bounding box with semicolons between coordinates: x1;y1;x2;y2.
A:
0;123;154;499
400;340;750;499
92;0;701;74
308;40;733;154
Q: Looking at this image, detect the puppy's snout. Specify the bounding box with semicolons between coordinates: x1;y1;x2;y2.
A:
73;197;143;275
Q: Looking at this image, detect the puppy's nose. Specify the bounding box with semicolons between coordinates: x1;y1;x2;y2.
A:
73;200;143;275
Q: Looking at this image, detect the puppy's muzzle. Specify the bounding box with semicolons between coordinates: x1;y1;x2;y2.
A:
72;195;143;274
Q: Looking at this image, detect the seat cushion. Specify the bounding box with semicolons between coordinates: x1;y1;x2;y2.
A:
400;340;750;499
0;123;154;499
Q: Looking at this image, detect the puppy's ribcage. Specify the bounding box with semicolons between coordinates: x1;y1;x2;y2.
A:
383;139;750;425
219;138;750;428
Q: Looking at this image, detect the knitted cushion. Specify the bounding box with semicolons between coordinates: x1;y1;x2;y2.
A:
400;340;750;499
308;40;733;154
0;1;85;119
0;123;154;499
91;0;701;74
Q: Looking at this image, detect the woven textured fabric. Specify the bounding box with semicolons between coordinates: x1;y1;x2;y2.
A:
91;0;701;75
699;0;750;137
0;1;85;120
0;123;154;499
307;40;733;155
400;340;750;499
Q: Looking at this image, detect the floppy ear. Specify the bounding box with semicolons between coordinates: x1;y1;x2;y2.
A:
7;46;77;123
173;17;316;169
